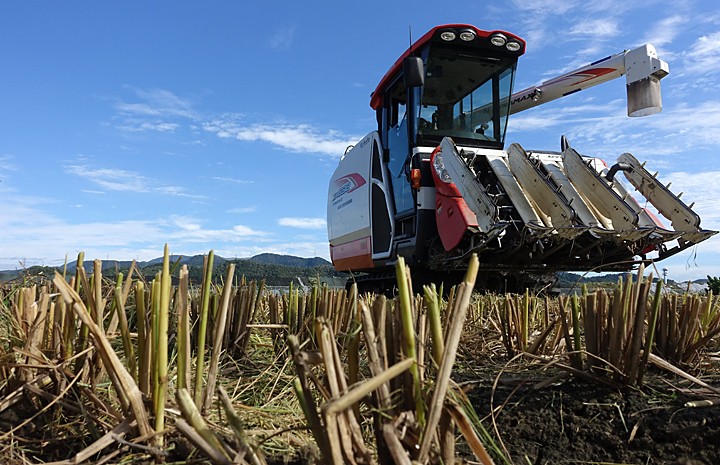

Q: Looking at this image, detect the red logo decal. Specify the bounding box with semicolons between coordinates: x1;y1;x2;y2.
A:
332;173;366;201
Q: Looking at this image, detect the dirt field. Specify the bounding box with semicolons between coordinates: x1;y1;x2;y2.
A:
2;365;719;465
465;368;720;465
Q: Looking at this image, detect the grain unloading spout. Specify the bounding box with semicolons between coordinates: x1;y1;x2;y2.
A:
625;44;668;117
510;44;669;117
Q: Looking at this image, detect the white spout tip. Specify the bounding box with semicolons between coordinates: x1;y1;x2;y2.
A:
629;106;662;117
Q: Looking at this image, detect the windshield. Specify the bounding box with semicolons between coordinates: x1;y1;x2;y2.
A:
417;46;516;148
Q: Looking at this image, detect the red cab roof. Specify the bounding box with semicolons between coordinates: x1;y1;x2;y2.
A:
369;24;526;110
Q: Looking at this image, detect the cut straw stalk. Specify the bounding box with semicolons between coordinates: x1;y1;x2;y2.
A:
203;263;236;413
322;357;415;465
218;386;267;465
418;253;479;462
625;273;652;385
395;256;425;426
194;251;215;407
424;284;444;364
446;402;496;465
317;321;357;463
114;279;136;380
288;334;331;460
638;279;663;385
72;253;91;374
570;293;583;367
359;298;393;464
52;272;153;439
151;276;161;409
359;301;392;406
325;356;416;415
93;259;103;331
522;289;529;350
176;388;232;465
177;265;191;391
155;244;172;442
136;281;151;395
607;282;624;372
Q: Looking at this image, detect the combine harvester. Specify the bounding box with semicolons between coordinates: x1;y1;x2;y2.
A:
327;24;716;291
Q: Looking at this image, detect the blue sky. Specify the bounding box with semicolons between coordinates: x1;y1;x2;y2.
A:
1;1;719;282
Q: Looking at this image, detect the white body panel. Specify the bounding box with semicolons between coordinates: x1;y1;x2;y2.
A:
327;132;395;270
327;133;373;246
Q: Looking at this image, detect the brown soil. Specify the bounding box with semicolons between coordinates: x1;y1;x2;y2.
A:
465;369;720;465
2;372;719;465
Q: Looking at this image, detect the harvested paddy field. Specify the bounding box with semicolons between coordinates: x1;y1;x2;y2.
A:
1;251;719;465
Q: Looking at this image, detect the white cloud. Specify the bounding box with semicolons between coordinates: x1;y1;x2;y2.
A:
116;120;180;133
659;252;720;283
508;98;626;133
522;27;549;50
203;121;358;157
682;31;720;74
116;88;197;119
569;19;619;37
278;217;326;229
510;98;720;158
510;0;578;15
269;26;296;51
227;206;257;214
508;113;565;132
640;15;687;49
0;205;270;269
108;88;359;158
661;171;720;229
0;195;331;270
65;164;203;198
0;154;17;174
648;101;720;147
582;0;630;14
112;88;197;134
66;165;149;192
509;1;622;51
212;176;254;185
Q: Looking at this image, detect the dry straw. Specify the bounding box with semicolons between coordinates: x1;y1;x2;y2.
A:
1;248;719;464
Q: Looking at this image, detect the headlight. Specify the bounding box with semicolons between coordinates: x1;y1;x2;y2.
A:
459;29;476;41
433;152;452;184
440;31;456;41
490;33;507;47
506;41;521;52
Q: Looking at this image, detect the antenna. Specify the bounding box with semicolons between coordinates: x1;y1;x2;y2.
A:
408;26;413;53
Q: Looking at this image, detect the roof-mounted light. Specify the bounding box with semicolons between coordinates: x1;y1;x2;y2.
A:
490;33;507;47
459;29;476;41
506;41;521;52
440;30;456;41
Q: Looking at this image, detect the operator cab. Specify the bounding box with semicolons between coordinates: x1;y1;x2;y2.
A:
371;25;525;151
369;25;525;259
417;46;516;148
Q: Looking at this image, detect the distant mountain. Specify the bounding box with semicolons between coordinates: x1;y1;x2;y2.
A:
248;253;331;268
143;254;227;269
61;254;228;273
0;253;343;287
